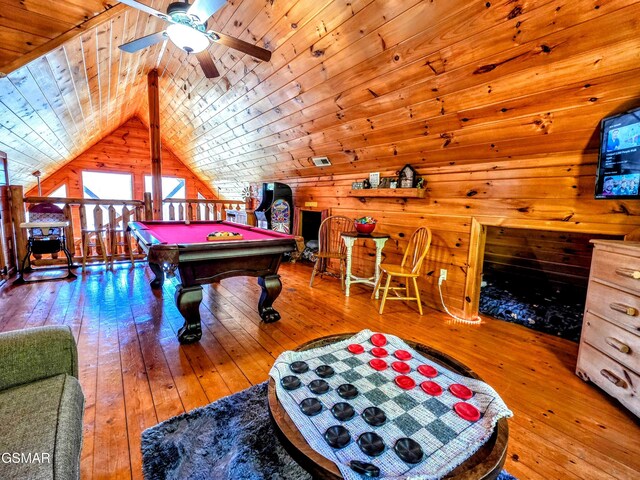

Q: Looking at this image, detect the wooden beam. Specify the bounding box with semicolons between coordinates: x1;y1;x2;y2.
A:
464;218;487;320
147;69;163;220
0;3;128;76
8;185;26;269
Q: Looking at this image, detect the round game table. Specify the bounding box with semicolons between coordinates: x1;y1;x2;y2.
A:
268;334;509;480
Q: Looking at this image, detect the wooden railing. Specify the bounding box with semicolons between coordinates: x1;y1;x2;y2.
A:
162;198;250;222
6;186;250;268
16;192;147;266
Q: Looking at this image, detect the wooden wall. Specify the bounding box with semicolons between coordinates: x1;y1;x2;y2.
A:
287;154;640;318
26;116;218;200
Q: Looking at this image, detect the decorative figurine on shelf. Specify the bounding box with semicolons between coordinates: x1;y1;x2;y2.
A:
354;216;377;234
416;177;425;189
399;164;419;188
363;179;371;189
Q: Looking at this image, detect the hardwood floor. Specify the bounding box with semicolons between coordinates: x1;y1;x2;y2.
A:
0;261;638;480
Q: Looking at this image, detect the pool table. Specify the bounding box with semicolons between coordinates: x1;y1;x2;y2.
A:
128;220;297;343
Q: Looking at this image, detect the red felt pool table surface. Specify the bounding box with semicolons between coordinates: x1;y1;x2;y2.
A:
135;221;292;245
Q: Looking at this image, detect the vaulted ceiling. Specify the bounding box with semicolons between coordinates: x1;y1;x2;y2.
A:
2;0;640;196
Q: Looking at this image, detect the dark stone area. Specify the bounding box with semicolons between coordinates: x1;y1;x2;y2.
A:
479;273;585;342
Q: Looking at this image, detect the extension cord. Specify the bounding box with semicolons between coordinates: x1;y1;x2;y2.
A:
438;276;482;324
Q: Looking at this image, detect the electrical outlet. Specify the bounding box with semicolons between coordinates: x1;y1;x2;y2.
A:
439;269;448;281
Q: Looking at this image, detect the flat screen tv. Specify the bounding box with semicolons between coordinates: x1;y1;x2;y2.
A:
595;106;640;199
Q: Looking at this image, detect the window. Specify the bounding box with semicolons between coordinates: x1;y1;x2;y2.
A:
144;176;186;219
82;172;133;229
0;153;7;186
48;184;67;209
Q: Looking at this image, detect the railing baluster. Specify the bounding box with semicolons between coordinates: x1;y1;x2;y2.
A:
169;202;175;221
108;205;117;255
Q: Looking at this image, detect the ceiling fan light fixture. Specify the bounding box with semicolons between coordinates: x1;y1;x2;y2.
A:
166;23;209;53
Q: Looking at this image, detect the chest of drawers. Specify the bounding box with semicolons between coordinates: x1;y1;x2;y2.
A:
576;240;640;417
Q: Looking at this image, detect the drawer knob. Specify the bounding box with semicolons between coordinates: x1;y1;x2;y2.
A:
600;369;628;388
605;336;631;354
609;302;638;316
615;268;640;280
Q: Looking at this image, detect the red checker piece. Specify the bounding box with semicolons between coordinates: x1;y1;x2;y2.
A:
370;333;387;347
417;365;438;378
348;344;365;354
395;375;416;390
369;359;388;371
391;361;411;374
449;383;474;400
371;347;388;358
394;349;412;361
454;402;481;422
420;381;443;396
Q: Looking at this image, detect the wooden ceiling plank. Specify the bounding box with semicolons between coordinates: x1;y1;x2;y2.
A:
0;3;128;75
95;21;113;132
0;123;62;165
0;71;71;159
159;0;306;140
105;14;126;133
185;0;496;155
0;2;75;38
0;25;49;54
78;29;102;133
188;0;640;170
180;0;592;161
169;0;426;154
26;56;84;153
49;43;93;141
1;0;106;24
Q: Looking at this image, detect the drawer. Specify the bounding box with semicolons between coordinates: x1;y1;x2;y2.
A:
585;281;640;333
591;249;640;293
576;343;640;417
582;312;640;373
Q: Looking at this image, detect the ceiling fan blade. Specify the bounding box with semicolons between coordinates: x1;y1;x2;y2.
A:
118;0;174;23
188;0;227;23
195;51;220;78
119;31;167;53
207;31;272;62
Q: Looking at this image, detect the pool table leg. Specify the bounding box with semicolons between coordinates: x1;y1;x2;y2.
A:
258;274;283;323
175;284;203;344
149;262;164;289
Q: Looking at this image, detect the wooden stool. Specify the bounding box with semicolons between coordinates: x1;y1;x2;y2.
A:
108;227;135;267
81;228;109;269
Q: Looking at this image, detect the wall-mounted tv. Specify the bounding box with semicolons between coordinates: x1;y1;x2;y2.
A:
595;106;640;199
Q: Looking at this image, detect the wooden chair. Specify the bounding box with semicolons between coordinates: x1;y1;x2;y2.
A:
309;215;356;289
372;226;432;315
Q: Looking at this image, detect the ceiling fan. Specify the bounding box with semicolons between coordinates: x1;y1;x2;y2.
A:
117;0;271;78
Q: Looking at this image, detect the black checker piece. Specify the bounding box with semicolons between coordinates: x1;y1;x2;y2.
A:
309;379;330;395
350;460;380;477
357;432;385;457
331;402;355;421
290;361;309;374
362;407;386;427
337;384;359;400
281;375;301;391
394;438;424;464
324;425;351;449
315;365;335;378
299;398;323;416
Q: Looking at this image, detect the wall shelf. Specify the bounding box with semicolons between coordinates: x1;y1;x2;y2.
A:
348;188;426;199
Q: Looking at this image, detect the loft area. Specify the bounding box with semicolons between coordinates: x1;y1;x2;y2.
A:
1;1;640;480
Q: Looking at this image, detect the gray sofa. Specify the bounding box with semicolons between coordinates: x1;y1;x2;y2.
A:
0;326;84;479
